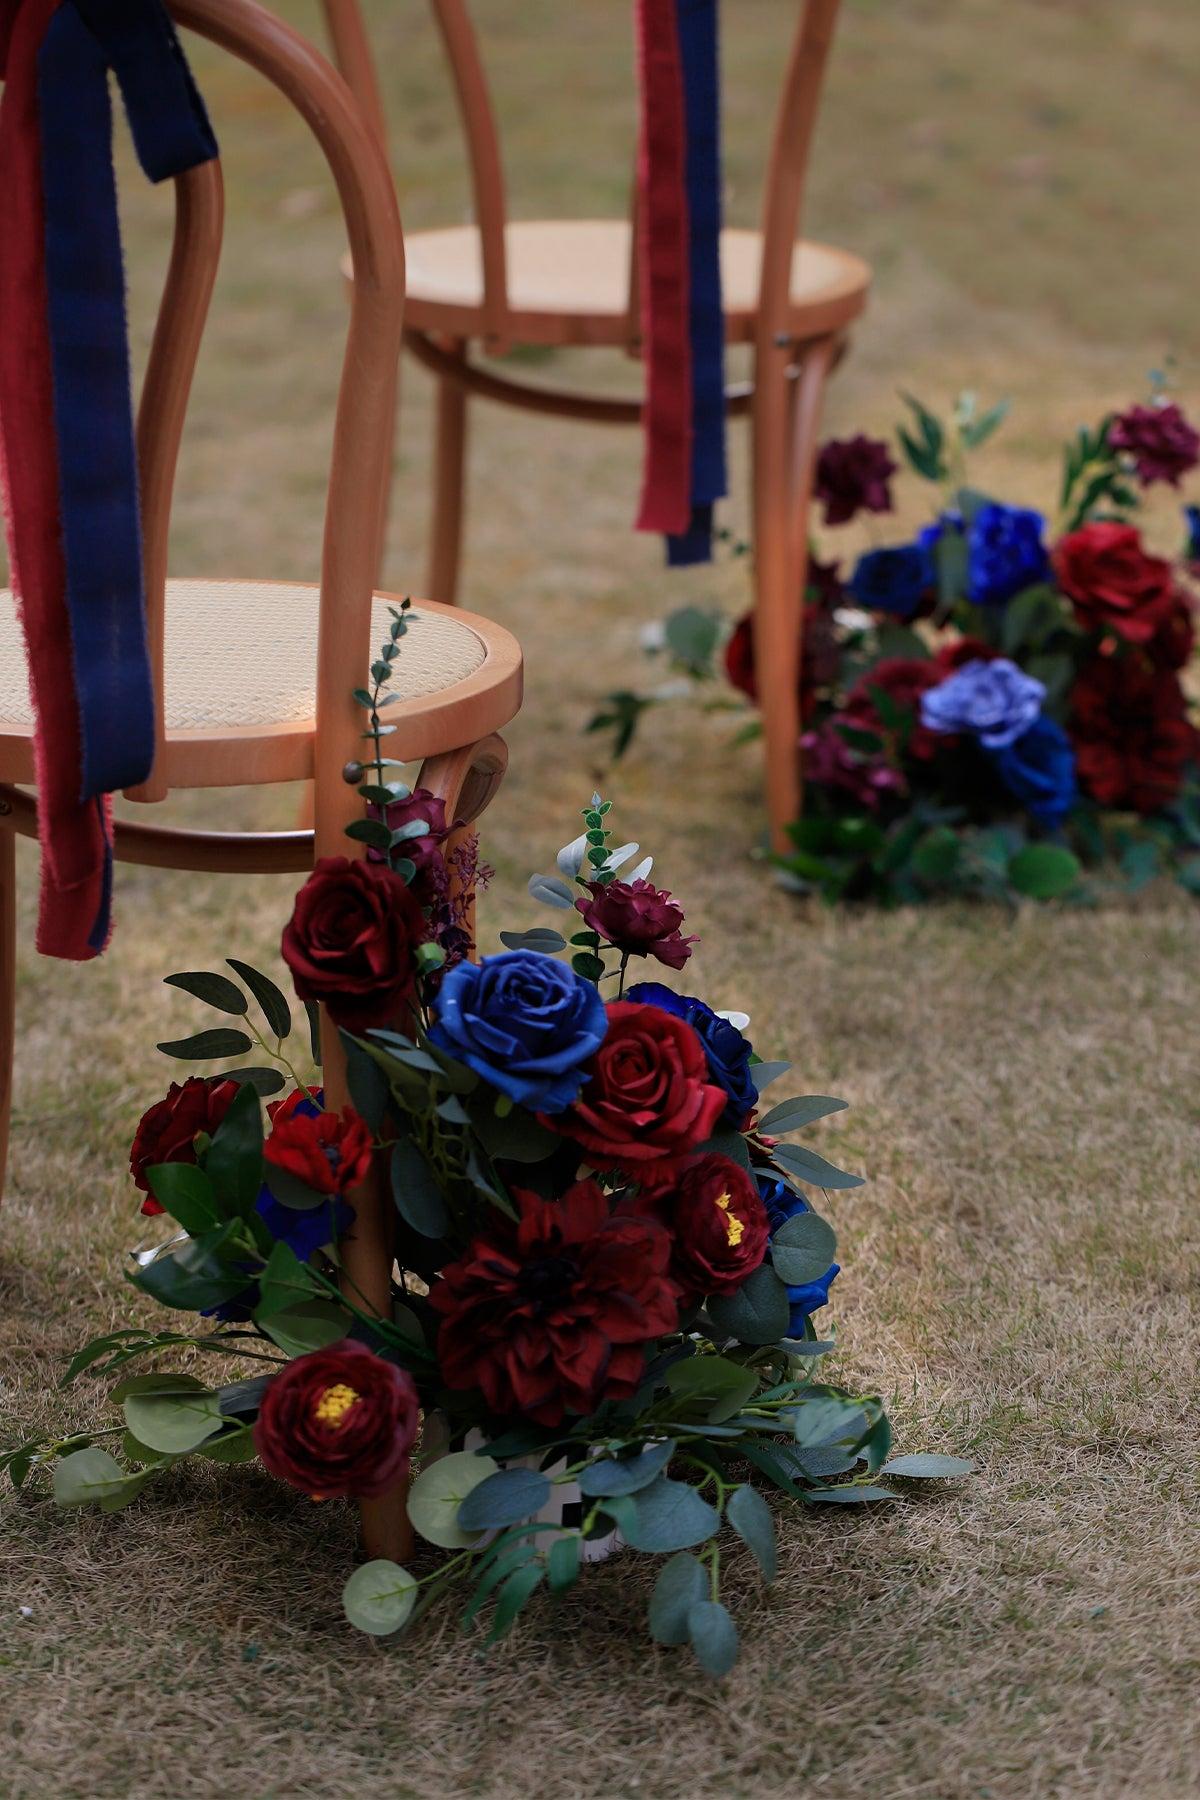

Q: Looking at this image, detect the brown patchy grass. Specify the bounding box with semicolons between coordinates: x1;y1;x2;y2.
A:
3;2;1200;1795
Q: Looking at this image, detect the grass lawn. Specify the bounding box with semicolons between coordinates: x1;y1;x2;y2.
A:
2;2;1200;1795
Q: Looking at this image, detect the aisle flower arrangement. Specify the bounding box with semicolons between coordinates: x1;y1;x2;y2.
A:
599;386;1200;905
3;608;969;1677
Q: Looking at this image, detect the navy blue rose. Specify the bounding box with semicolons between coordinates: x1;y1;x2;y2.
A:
204;1181;352;1321
1185;504;1200;562
429;949;607;1113
759;1177;839;1336
626;981;756;1127
848;543;932;621
965;502;1049;606
986;714;1077;827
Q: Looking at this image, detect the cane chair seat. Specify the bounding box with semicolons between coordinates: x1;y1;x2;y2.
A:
0;578;521;787
401;219;871;347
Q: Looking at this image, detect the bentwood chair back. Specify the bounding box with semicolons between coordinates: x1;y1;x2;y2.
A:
321;0;865;850
0;0;522;1557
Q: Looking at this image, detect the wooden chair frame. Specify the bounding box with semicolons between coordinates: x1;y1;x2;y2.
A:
323;0;861;851
0;0;523;1560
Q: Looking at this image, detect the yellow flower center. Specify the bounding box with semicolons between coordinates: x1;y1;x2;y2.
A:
313;1382;360;1429
715;1190;744;1248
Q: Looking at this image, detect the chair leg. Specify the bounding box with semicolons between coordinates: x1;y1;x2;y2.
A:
750;333;838;855
0;816;14;1203
426;337;469;606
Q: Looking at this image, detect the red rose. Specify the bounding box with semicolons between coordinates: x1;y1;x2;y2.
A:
1071;655;1197;813
264;1102;373;1195
1145;591;1195;671
633;1153;770;1301
576;879;698;971
843;656;944;761
281;856;428;1030
254;1339;418;1500
1108;401;1200;488
431;1181;680;1425
129;1075;240;1217
1053;522;1177;646
723;600;840;723
546;1000;726;1176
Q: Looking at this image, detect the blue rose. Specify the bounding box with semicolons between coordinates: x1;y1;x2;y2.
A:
1185;504;1200;561
965;502;1048;606
920;657;1045;749
848;543;932;620
986;714;1077;827
626;981;756;1127
429;949;607;1113
759;1177;840;1337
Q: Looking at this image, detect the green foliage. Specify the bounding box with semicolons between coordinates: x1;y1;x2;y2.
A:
342;1560;418;1636
408;1451;496;1549
707;1264;792;1346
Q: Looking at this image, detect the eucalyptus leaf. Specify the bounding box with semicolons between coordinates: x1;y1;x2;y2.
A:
157;1027;253;1061
258;1301;350;1358
457;1465;551;1532
390;1139;449;1239
497;928;567;955
486;1561;545;1642
577;1440;675;1498
528;873;577;910
123;1383;225;1454
343;1559;418;1636
750;1060;790;1094
726;1484;777;1582
408;1450;496;1549
547;1533;581;1596
804;1484;898;1504
225;960;292;1040
687;1600;739;1677
621;1477;720;1553
756;1094;847;1135
880;1453;975;1479
770;1211;838;1285
771;1142;864;1190
707;1264;791;1346
164;971;247;1015
53;1448;148;1512
648;1552;709;1645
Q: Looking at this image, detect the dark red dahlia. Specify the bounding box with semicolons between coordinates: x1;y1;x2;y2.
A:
1071;654;1197;813
254;1339;418;1500
264;1100;374;1196
842;656;945;761
130;1075;240;1217
632;1153;770;1302
815;434;897;526
576;878;697;970
1108;401;1200;488
430;1181;680;1425
723;600;840;721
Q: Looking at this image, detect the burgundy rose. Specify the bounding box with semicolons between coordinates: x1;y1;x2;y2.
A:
254;1339;418;1500
815;434;897;526
933;635;1000;675
723;600;840;722
1053;522;1177;646
281;856;428;1030
1108;401;1200;488
431;1181;680;1425
264;1100;374;1196
1071;654;1197;813
547;1000;726;1177
843;656;945;761
130;1075;240;1217
377;787;452;909
1146;591;1196;671
801;720;907;811
576;879;698;971
633;1153;770;1301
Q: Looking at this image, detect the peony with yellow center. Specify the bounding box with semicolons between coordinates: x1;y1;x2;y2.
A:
312;1382;360;1429
714;1190;744;1248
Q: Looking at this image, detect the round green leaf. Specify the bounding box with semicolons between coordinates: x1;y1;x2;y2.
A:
621;1476;720;1553
578;1440;675;1498
687;1599;740;1677
880;1453;975;1479
707;1264;791;1346
770;1211;837;1286
726;1484;777;1583
647;1551;709;1645
123;1384;226;1454
408;1450;497;1548
343;1560;418;1636
258;1301;350;1359
457;1465;551;1532
53;1447;133;1509
1009;843;1081;900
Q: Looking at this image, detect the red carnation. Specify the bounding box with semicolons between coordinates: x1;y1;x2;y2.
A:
1108;401;1200;488
576;879;698;971
1053;522;1177;646
633;1153;770;1301
254;1339;418;1500
431;1181;680;1425
815;434;897;526
1071;655;1197;813
546;1000;726;1177
130;1075;240;1217
843;656;945;761
281;856;428;1030
723;600;840;723
265;1102;373;1196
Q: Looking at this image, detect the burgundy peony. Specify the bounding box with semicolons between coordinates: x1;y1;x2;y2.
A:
130;1076;240;1217
1108;401;1200;488
254;1339;418;1500
576;878;698;971
547;1000;726;1177
264;1098;374;1196
723;601;840;722
1071;655;1197;813
815;434;897;526
1053;522;1178;646
842;656;945;761
431;1181;680;1425
800;721;906;811
633;1153;770;1301
281;856;428;1030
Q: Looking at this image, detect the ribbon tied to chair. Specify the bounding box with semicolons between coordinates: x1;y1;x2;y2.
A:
0;0;217;959
634;0;727;567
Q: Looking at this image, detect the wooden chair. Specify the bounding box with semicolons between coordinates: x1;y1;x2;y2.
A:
322;0;867;851
0;0;522;1558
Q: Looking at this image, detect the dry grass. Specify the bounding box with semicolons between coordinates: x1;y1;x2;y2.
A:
3;2;1200;1795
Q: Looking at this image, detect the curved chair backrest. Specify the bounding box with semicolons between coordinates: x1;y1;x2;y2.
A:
321;0;841;353
134;0;405;855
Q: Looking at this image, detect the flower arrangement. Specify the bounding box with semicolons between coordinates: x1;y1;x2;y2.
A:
600;384;1200;905
3;607;970;1678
